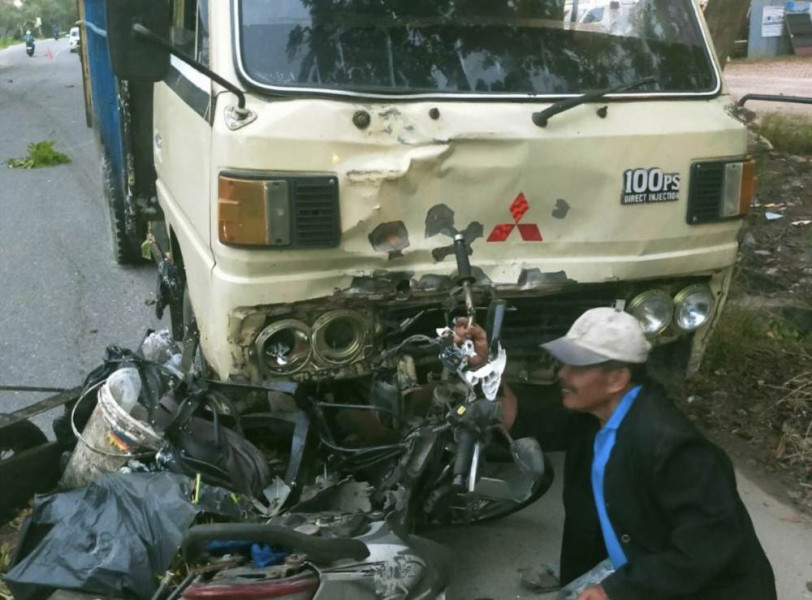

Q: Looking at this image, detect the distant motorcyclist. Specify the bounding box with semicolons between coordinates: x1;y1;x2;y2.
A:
24;30;35;57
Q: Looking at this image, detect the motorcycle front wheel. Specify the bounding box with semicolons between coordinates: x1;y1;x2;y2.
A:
453;454;554;525
421;454;555;527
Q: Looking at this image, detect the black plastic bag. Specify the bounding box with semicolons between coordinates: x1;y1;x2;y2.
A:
4;472;239;600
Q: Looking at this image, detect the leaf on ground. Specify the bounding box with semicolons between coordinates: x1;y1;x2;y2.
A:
7;140;70;169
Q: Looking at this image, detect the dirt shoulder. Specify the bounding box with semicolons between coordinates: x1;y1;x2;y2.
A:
681;150;812;515
725;57;812;116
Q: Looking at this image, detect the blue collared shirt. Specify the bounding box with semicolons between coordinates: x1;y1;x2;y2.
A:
591;385;642;569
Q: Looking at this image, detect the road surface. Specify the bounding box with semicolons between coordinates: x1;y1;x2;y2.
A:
0;37;810;600
0;37;159;434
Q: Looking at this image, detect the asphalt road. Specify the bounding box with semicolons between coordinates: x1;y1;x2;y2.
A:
0;37;159;434
0;37;810;600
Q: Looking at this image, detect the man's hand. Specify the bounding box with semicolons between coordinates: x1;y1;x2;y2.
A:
575;585;610;600
452;317;488;368
453;317;517;429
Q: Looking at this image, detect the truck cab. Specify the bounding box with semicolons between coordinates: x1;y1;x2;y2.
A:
81;0;754;391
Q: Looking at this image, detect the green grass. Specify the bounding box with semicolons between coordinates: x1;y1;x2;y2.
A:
759;113;812;155
0;37;16;50
6;141;70;169
702;305;811;374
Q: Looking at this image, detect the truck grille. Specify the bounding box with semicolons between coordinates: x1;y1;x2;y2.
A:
381;287;619;355
292;177;341;248
687;162;725;224
500;293;617;353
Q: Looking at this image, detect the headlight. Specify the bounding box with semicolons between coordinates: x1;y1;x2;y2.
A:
627;290;674;336
255;319;312;374
312;310;368;366
673;284;715;332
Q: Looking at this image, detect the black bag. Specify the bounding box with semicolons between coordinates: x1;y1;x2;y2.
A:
154;389;271;499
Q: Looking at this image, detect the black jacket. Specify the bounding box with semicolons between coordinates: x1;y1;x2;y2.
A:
512;383;776;600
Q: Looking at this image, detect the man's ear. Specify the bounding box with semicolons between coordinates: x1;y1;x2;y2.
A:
605;367;632;394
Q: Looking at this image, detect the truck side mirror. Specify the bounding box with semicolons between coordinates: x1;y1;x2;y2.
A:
105;0;170;81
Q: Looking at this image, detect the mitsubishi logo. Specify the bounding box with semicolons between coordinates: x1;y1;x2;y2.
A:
487;193;543;242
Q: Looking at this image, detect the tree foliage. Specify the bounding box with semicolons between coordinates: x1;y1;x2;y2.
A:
0;0;77;38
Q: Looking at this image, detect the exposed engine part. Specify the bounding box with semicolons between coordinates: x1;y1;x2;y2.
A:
263;477;292;517
294;476;373;514
155;257;184;324
370;372;401;426
374;553;426;600
396;355;418;391
271;511;371;539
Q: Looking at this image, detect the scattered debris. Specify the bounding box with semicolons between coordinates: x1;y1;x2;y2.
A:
557;559;614;600
519;564;560;593
765;212;784;221
1;314;545;599
4;473;232;600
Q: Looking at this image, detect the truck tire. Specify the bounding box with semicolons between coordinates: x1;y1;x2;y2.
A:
103;156;145;265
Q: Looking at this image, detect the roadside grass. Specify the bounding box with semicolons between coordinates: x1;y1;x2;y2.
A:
758;113;812;155
698;305;812;480
703;305;812;374
0;37;16;51
6;141;70;169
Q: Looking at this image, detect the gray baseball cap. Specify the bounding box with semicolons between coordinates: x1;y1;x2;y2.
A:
542;307;651;366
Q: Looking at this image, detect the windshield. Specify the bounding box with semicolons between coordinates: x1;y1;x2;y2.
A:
237;0;718;97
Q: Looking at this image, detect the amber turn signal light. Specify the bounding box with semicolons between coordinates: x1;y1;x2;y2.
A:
218;176;291;246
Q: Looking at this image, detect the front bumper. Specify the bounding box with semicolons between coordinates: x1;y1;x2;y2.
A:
207;268;735;385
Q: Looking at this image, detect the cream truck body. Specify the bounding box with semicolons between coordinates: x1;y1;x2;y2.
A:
149;0;752;386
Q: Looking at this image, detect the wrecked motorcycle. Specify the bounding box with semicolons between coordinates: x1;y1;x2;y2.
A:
4;238;552;600
206;234;553;528
161;236;554;599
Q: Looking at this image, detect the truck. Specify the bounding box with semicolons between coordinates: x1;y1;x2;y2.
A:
76;0;754;398
0;2;760;596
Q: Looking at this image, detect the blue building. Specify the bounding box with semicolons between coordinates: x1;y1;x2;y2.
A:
747;0;811;58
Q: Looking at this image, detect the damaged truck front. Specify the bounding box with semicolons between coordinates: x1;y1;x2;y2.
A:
81;0;753;397
75;0;755;514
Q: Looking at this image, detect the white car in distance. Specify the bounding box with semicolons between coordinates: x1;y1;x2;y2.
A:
69;27;80;53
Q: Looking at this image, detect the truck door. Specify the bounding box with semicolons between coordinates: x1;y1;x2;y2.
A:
153;0;212;260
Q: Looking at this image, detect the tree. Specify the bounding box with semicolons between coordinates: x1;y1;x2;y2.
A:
704;0;751;67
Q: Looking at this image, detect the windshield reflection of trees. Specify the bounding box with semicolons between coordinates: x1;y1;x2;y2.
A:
257;0;714;94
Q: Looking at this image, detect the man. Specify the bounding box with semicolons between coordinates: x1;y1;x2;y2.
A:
457;307;776;600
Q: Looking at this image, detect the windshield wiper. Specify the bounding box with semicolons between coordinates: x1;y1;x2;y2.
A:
532;77;656;128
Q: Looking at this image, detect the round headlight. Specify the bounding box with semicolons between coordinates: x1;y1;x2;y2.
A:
312;310;368;366
627;290;674;336
255;319;312;375
673;284;715;332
